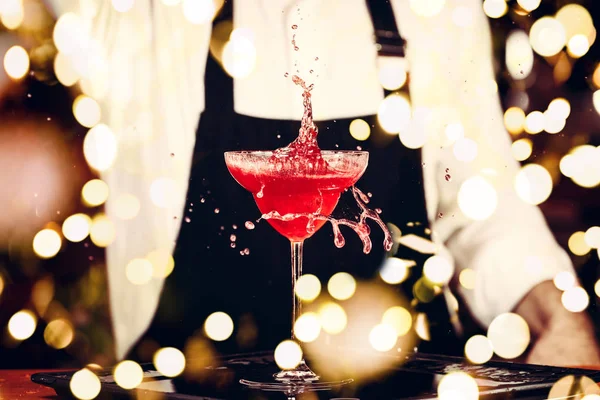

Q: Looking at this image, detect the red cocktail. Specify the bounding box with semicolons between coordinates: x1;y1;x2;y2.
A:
225;151;368;241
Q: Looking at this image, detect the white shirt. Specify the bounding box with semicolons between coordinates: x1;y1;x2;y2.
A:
46;0;573;359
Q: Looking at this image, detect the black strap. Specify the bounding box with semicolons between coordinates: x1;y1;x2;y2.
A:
365;0;406;57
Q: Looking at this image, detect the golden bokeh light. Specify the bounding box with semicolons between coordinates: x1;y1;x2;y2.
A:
81;179;109;207
453;138;478;162
73;95;101;128
378;58;407;91
83;124;118;172
377;93;411;135
125;258;153;285
33;229;62;259
561;145;600;188
409;0;445;18
204;311;234;341
423;255;454;286
379;257;410;284
327;272;357;301
148;249;175;278
4;45;29;80
529;17;567;57
70;368;101;400
44;319;74;350
182;0;216;24
553;271;576;291
504;107;526;135
294;312;321;343
559;154;577;178
114;193;141;220
567;34;590;58
524;111;544;134
514;164;553;205
550;375;600;400
543;110;566;134
368;323;397;352
555;4;595;44
459;268;476;290
0;0;24;30
150;177;179;208
595;280;600;298
90;214;116;247
517;0;540;12
295;274;321;302
585;226;600;248
548;98;571;120
318;303;347;335
54;52;80;87
53;13;86;56
487;313;530;359
349;119;371;141
274;340;302;370
569;231;591;256
561;286;589;313
506;31;534;80
457;176;497;221
593;90;600;116
511;138;532;161
464;335;493;364
111;0;135;13
113;360;143;390
382;306;412;336
154;347;186;378
8;310;37;341
222;32;256;79
62;214;92;243
592;64;600;89
438;371;479;400
483;0;507;19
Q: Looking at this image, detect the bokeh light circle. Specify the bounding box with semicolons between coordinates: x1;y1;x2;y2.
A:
487;313;530;359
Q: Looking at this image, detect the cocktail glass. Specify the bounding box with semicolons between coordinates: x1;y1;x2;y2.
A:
224;150;368;393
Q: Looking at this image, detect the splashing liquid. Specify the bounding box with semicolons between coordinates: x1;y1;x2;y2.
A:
259;66;392;253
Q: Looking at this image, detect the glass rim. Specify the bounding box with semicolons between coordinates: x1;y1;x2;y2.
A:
224;150;368;156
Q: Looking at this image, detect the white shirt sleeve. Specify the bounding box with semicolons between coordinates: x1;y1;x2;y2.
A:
401;0;575;327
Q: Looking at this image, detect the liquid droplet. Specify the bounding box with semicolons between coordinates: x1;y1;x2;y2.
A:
284;72;289;77
243;248;250;255
438;213;444;218
291;24;298;29
245;221;255;230
200;198;205;203
445;174;452;182
185;217;191;223
277;134;281;139
375;208;382;214
230;243;236;248
356;146;362;150
367;192;373;198
170;153;175;157
315;57;319;61
445;168;450;173
309;69;313;74
214;208;220;214
220;226;225;230
256;185;264;198
230;234;236;242
232;224;238;230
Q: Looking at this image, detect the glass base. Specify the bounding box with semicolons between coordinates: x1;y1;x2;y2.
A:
240;360;353;397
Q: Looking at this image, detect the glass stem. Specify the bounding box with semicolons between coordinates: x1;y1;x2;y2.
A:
290;241;303;340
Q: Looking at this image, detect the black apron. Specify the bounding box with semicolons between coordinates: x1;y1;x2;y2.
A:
140;0;460;359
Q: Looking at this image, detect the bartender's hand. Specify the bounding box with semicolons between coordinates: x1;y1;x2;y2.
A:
514;280;600;366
